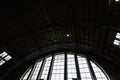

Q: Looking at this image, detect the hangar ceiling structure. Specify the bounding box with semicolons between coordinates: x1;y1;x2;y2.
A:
0;0;120;80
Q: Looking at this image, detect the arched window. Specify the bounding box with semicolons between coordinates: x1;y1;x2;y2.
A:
20;52;110;80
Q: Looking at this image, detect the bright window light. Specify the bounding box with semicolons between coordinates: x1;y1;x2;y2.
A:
0;51;12;66
31;61;43;80
23;69;32;80
91;61;108;80
113;40;120;46
41;57;52;80
0;60;5;66
4;55;12;61
77;56;92;80
116;33;120;39
0;51;8;58
67;54;77;80
51;54;64;80
20;52;110;80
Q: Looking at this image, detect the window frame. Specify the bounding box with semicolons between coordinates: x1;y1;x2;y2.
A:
20;52;110;80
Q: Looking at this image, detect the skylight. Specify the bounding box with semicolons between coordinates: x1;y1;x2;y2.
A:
0;51;12;66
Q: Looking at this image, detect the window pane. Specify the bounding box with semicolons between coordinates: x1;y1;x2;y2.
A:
23;69;31;80
31;60;43;80
40;56;52;80
90;61;108;80
4;55;12;61
67;54;77;80
116;33;120;39
0;51;8;58
0;60;5;66
113;40;120;46
20;53;110;80
77;56;92;80
51;54;64;80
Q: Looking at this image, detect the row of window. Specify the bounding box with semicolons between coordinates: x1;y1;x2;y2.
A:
20;52;110;80
113;32;120;47
0;51;12;66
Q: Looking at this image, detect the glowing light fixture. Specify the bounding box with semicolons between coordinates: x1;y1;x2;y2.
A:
115;0;119;2
66;34;70;37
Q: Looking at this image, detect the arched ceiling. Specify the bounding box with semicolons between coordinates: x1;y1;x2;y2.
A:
0;0;120;80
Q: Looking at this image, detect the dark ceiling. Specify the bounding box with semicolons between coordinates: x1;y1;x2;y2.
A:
0;0;120;80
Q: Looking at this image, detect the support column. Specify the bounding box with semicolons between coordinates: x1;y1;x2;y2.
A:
64;52;68;80
74;53;81;80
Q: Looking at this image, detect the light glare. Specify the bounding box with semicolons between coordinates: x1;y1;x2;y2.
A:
115;0;119;2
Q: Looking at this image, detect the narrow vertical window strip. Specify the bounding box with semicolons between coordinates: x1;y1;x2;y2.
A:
40;56;52;80
90;61;108;80
36;58;45;80
20;65;33;80
67;54;77;80
47;54;54;80
27;61;41;80
0;52;7;58
86;58;97;80
20;52;110;80
30;60;43;80
51;54;64;80
116;33;120;39
0;59;5;66
22;68;32;80
77;56;92;80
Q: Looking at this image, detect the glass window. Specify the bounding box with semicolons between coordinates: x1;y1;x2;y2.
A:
0;52;8;58
77;56;92;80
116;33;120;39
22;68;32;80
40;57;52;80
31;60;43;80
67;54;77;80
51;54;64;80
91;61;108;80
20;52;110;80
0;51;12;66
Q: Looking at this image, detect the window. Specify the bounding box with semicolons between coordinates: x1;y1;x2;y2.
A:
91;61;108;80
51;54;64;80
20;52;110;80
67;54;77;80
22;68;32;80
77;56;92;80
40;57;52;80
113;32;120;47
0;51;12;66
30;60;43;80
